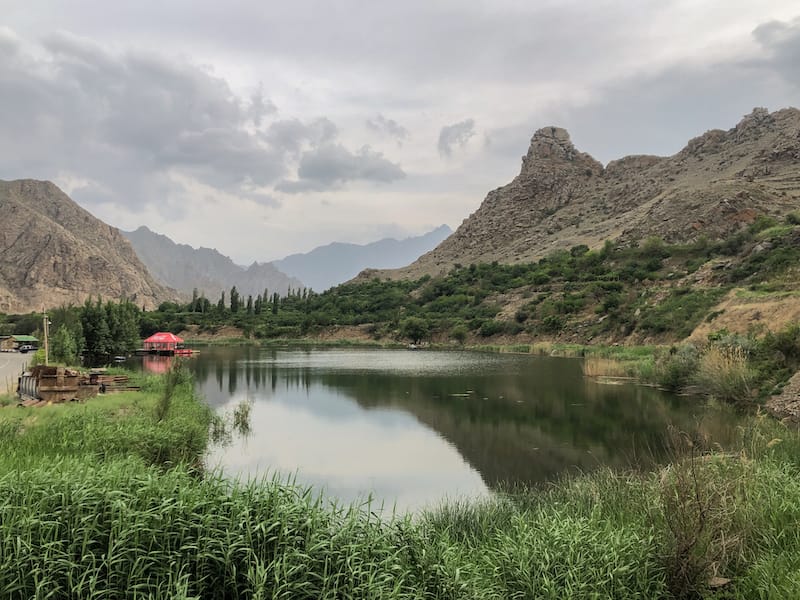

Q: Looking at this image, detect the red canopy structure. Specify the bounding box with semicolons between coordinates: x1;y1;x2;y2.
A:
143;332;184;352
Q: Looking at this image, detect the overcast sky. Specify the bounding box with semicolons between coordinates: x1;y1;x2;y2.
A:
1;1;798;263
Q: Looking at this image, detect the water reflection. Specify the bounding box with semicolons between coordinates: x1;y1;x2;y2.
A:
135;347;741;510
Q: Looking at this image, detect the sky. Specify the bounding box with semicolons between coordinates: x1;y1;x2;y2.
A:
1;1;798;263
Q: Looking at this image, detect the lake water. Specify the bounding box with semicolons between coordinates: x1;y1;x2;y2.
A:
138;347;739;511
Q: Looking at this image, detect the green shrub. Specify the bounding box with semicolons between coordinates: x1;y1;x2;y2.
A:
655;345;700;391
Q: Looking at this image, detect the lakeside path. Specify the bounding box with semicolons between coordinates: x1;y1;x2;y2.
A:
0;352;27;394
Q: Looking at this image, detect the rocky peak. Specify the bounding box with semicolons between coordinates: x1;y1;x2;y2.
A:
373;106;800;281
528;127;576;160
521;126;604;176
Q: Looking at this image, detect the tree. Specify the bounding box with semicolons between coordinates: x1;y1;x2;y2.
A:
271;292;279;315
81;298;112;356
217;291;226;313
230;286;240;313
400;317;429;345
51;324;79;364
246;295;253;315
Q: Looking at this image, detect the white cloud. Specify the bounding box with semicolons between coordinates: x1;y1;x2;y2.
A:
0;2;798;261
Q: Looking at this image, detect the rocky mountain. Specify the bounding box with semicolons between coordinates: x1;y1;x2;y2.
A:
123;226;303;300
273;225;452;291
379;107;800;280
0;179;172;313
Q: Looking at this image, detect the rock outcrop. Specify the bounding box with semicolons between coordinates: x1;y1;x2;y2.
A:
379;107;800;279
0;179;173;313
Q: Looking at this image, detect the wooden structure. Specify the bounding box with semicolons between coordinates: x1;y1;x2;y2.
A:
17;366;98;404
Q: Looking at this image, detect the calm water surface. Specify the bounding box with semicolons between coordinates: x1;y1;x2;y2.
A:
142;347;739;511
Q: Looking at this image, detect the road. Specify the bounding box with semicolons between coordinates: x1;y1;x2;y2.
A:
0;352;28;395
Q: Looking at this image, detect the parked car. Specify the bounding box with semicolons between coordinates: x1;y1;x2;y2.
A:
18;345;33;353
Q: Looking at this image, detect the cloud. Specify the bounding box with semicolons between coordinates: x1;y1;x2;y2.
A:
366;114;408;142
0;30;289;206
438;119;476;157
753;16;800;87
264;118;338;155
277;144;405;193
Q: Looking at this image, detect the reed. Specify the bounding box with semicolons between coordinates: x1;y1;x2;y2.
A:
693;345;755;403
2;369;800;598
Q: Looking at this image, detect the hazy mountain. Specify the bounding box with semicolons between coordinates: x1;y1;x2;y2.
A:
375;107;800;280
272;225;452;291
123;226;303;300
0;179;172;313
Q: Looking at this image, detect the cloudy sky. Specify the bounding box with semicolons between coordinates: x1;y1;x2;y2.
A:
1;1;798;263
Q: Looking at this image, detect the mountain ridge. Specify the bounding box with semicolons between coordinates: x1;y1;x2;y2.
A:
273;225;452;291
123;226;304;301
371;107;800;280
0;179;173;313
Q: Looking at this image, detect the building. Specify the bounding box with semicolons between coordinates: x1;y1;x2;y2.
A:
0;334;39;352
142;332;184;355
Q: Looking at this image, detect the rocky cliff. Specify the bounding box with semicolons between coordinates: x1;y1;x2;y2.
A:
0;180;172;313
381;107;800;279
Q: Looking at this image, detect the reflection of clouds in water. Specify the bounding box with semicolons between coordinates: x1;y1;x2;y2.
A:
244;349;520;376
207;393;489;512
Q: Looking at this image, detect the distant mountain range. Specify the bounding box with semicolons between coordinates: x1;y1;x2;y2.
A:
272;225;452;291
123;226;303;301
125;224;453;296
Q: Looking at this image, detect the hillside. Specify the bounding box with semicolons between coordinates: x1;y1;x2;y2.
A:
381;107;800;280
0;179;172;313
273;225;452;291
123;226;304;300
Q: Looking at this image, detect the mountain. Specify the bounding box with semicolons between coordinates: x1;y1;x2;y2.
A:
0;179;172;313
123;226;303;300
273;225;452;291
379;107;800;280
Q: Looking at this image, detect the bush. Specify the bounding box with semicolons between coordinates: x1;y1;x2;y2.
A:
479;319;506;337
655;345;700;391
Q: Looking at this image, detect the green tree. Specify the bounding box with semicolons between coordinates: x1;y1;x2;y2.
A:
230;286;240;313
81;298;112;356
50;324;79;364
400;317;429;345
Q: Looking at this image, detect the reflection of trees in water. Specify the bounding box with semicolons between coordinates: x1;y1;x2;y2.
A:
186;350;740;488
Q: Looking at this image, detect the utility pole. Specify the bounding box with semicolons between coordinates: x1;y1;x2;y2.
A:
43;311;50;366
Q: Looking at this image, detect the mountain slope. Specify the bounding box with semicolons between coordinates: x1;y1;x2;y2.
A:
273;225;452;291
124;226;303;300
382;107;800;280
0;179;172;313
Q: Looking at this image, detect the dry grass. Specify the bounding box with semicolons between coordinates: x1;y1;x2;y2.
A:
688;287;800;342
582;357;634;378
693;345;755;403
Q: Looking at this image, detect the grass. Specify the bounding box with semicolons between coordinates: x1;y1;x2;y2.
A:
3;367;800;597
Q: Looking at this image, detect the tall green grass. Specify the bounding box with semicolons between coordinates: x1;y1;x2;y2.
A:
2;369;800;597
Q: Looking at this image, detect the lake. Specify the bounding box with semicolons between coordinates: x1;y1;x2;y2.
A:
137;346;739;511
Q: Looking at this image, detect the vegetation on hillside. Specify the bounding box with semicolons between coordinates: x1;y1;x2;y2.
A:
1;213;797;357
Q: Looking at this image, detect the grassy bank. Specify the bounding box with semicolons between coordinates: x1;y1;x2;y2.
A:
3;369;800;597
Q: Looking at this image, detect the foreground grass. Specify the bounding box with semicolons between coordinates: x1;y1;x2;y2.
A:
2;371;800;597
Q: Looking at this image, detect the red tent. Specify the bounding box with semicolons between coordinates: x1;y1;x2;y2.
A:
143;332;184;351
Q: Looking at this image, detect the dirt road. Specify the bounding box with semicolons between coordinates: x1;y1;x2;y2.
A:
0;352;28;395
